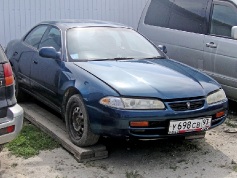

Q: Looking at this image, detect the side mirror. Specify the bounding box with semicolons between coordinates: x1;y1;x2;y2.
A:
39;47;61;60
158;45;167;54
231;26;237;39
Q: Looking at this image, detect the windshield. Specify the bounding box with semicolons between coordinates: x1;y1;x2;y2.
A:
67;27;162;61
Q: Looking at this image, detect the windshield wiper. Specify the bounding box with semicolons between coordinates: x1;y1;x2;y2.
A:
91;57;134;61
91;56;164;61
143;56;164;59
112;57;134;60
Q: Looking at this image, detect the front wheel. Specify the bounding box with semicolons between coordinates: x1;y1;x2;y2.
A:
65;94;99;147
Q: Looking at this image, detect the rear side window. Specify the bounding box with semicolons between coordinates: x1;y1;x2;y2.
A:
210;3;237;37
144;0;208;34
24;25;48;48
0;46;7;63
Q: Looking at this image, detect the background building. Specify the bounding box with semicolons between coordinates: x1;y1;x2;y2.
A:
0;0;148;47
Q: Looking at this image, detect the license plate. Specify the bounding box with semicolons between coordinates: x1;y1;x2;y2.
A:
168;117;212;134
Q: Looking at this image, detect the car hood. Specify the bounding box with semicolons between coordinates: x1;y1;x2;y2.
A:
74;59;220;99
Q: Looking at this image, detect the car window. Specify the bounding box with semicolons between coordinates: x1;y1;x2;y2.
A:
39;27;61;51
210;3;237;38
144;0;173;28
168;0;207;34
24;25;48;48
0;46;7;62
144;0;208;34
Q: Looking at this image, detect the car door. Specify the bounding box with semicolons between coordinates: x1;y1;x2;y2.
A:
13;25;48;91
203;0;237;100
30;26;62;109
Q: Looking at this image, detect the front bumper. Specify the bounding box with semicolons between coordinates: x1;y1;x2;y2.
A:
0;104;24;145
88;99;228;139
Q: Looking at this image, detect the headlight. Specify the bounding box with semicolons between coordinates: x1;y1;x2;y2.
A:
99;97;165;110
207;89;227;105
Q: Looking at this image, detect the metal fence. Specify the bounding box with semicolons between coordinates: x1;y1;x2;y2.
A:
0;0;148;47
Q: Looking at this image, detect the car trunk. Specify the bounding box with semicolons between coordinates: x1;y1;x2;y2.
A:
0;46;16;118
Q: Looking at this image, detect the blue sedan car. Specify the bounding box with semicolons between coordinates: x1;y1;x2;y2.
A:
6;20;228;147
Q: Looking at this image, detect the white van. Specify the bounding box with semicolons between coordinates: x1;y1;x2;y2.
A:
138;0;237;101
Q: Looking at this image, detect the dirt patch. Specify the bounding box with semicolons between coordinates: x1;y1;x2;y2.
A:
1;115;237;178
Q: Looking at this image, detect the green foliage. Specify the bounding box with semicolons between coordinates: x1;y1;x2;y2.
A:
233;165;237;172
225;120;237;128
6;123;59;158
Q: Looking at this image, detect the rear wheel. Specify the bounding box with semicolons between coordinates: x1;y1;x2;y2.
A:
65;94;99;147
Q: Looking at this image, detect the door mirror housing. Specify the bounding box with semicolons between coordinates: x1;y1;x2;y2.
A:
157;45;167;54
231;26;237;40
39;47;61;60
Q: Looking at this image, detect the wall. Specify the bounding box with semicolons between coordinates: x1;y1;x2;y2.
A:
0;0;148;47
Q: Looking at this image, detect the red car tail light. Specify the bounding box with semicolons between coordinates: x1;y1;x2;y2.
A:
7;125;15;133
3;63;14;86
0;125;15;136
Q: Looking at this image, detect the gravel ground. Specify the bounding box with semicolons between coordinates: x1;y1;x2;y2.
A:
0;112;237;178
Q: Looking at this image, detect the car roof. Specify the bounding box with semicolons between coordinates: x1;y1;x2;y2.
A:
39;19;132;30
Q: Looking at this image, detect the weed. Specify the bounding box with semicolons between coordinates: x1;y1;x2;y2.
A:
126;170;143;178
233;165;237;172
11;163;18;168
177;159;186;163
225;120;237;128
6;123;59;158
169;165;178;171
108;169;114;174
84;161;108;171
219;164;226;168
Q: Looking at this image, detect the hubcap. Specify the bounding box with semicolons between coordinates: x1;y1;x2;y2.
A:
71;106;84;138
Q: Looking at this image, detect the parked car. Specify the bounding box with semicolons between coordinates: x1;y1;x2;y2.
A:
0;45;23;152
6;20;228;147
138;0;237;102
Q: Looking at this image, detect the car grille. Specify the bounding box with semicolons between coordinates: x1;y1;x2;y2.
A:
169;100;205;111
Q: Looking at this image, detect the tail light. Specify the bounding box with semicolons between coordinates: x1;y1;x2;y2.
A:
3;63;14;86
0;125;15;136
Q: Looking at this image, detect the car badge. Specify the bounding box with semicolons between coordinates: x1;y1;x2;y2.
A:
186;102;191;109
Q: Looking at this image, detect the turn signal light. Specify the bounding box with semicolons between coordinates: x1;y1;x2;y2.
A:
3;63;14;86
216;111;225;118
130;121;149;127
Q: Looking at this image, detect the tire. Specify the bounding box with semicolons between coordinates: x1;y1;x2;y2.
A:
13;71;27;102
65;94;99;147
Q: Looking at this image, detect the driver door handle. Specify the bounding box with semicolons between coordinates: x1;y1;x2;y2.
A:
206;42;217;48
